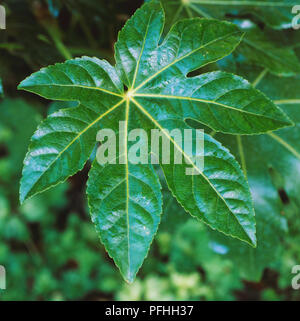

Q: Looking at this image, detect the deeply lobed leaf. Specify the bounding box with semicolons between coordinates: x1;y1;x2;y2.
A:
18;1;295;281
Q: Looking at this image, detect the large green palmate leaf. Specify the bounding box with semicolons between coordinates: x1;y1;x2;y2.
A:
160;0;300;77
161;0;299;29
223;64;300;209
255;74;300;207
18;1;293;281
204;71;300;281
238;27;300;77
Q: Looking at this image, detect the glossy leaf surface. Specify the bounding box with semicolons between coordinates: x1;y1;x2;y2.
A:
18;1;294;281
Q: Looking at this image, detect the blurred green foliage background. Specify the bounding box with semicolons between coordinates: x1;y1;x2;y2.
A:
0;0;300;301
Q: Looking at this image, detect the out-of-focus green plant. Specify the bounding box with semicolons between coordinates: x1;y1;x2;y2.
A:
17;0;299;283
1;0;300;301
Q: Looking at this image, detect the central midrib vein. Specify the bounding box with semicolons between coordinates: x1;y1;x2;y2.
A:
131;13;152;89
25;83;123;98
133;93;285;120
124;98;131;278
